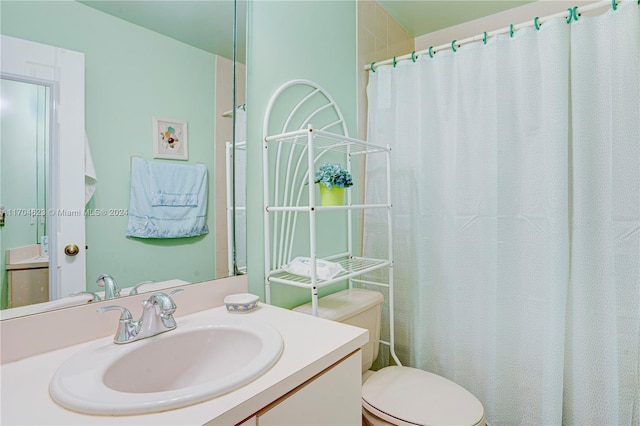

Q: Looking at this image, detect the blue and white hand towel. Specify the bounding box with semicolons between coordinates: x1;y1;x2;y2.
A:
148;161;206;206
126;157;208;238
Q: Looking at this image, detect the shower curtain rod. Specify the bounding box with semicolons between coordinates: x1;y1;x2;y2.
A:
366;0;619;71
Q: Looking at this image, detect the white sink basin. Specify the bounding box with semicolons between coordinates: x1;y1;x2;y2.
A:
49;316;283;415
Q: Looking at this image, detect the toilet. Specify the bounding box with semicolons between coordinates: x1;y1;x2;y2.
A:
294;288;486;426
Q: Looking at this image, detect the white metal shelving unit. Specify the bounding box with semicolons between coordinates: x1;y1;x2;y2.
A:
262;81;394;319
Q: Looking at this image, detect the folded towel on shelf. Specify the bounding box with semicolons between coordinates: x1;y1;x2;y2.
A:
126;157;208;238
148;161;207;206
283;257;345;281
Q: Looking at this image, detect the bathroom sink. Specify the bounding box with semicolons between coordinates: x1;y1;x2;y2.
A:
49;316;283;415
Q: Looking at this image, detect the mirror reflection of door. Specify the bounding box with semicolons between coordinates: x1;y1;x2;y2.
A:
1;34;87;311
0;78;50;308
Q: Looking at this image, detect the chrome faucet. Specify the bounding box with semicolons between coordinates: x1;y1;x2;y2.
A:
96;274;121;299
97;289;184;344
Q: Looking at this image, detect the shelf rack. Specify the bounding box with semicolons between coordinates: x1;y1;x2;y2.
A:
263;125;393;316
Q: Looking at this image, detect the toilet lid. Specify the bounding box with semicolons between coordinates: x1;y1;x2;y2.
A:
362;366;484;426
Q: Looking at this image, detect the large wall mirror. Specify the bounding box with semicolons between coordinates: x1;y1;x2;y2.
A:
0;0;247;319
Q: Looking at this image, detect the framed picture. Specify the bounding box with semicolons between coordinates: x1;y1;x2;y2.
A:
152;116;188;160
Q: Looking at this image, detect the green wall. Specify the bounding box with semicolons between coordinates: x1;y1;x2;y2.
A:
245;1;358;308
1;1;217;293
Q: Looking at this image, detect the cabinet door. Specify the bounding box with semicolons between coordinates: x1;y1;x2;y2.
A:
258;351;362;426
8;269;49;307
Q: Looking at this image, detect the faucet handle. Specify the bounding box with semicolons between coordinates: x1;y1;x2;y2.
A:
128;280;156;295
97;305;133;321
168;288;184;298
69;291;102;302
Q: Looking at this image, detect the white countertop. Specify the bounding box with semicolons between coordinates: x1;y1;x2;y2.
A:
5;255;49;270
0;303;368;425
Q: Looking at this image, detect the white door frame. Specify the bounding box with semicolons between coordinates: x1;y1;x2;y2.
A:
1;35;86;299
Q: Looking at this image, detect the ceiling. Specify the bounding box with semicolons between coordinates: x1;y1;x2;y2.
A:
78;0;246;62
78;1;532;63
377;0;534;37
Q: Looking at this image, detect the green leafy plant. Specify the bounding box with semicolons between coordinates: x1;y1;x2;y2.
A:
314;163;353;189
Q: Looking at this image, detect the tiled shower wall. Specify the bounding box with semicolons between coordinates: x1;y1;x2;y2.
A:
357;0;413;141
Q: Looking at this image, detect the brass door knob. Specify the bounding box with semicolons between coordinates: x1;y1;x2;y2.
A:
64;244;80;256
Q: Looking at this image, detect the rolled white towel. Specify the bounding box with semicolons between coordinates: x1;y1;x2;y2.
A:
283;257;345;281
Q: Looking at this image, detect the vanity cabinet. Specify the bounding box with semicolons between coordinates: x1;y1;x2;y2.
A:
247;350;362;425
6;244;49;308
0;296;368;426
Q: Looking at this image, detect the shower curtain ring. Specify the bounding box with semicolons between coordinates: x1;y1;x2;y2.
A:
370;62;376;72
393;57;397;67
429;46;434;58
451;40;457;52
572;6;579;20
411;51;417;62
483;31;487;45
534;16;540;30
612;0;617;10
566;8;573;23
509;24;514;37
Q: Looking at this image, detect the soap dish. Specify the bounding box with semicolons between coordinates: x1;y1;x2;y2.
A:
224;293;259;313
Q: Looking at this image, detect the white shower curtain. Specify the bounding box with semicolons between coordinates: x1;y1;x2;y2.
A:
364;3;639;425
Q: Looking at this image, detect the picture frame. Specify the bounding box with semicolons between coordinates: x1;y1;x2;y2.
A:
152;116;188;160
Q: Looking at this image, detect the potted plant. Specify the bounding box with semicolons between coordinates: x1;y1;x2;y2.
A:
314;163;353;206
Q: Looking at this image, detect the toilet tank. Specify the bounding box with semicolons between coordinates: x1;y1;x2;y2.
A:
293;288;383;372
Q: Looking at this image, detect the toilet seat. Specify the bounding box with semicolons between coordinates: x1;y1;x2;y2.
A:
362;366;485;426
